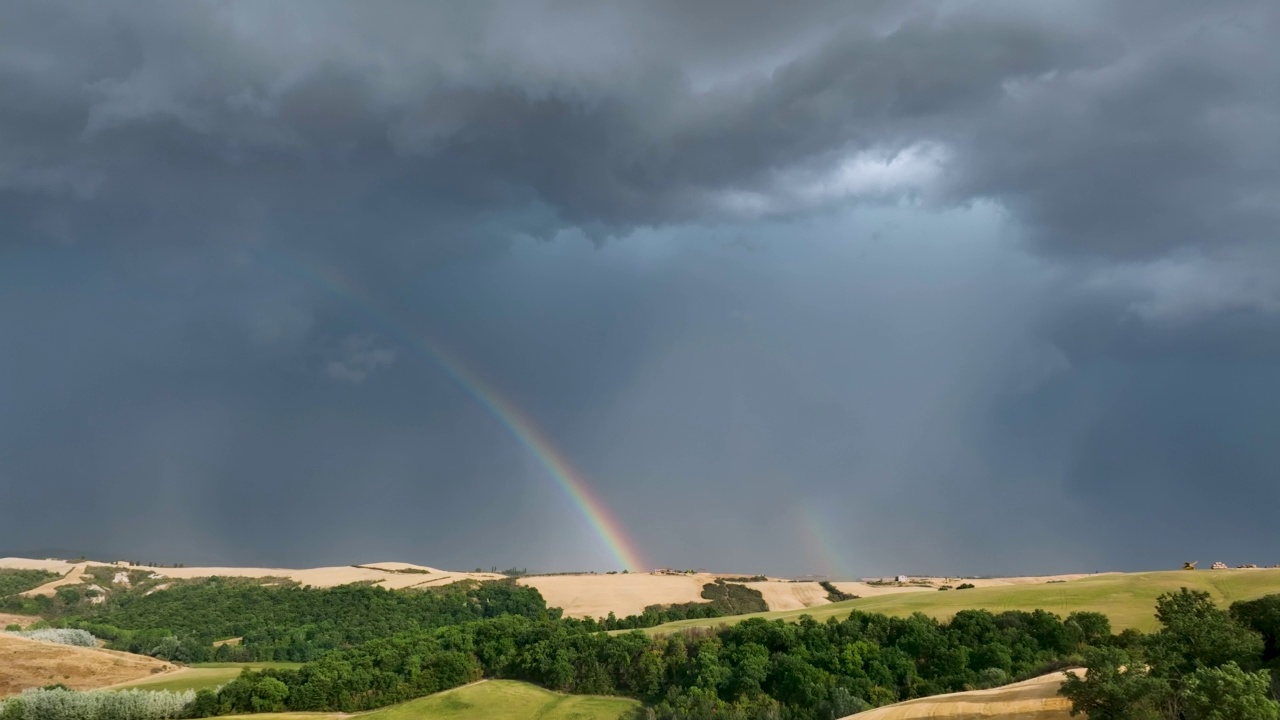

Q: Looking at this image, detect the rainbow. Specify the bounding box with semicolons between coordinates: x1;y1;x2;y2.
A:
796;499;854;579
248;250;647;572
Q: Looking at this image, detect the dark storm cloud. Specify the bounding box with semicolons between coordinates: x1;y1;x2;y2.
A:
7;1;1274;265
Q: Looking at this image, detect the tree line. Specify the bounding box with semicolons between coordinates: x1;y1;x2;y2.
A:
188;605;1107;719
65;578;557;662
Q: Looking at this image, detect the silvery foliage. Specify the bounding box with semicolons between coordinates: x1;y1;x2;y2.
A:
4;629;98;647
0;688;196;720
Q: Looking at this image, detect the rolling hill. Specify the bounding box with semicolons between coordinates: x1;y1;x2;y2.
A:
218;679;640;720
642;568;1280;634
0;634;173;696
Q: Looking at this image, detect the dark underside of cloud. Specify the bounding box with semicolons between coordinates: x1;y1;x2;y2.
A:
1;0;1278;574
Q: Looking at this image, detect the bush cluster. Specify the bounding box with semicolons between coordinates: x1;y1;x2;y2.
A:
0;570;60;599
819;582;858;603
0;688;194;720
5;628;97;647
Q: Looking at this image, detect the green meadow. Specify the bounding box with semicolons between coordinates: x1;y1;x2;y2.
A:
114;662;303;693
642;569;1280;634
218;680;640;720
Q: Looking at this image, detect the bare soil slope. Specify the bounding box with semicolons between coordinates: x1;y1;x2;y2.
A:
844;670;1076;719
0;613;40;629
0;634;173;696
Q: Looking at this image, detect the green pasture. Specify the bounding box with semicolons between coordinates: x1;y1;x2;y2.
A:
218;680;640;720
114;662;302;693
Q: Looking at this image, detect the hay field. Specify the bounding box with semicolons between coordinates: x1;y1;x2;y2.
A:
218;680;640;720
519;573;713;617
746;581;833;611
843;671;1076;719
0;634;173;696
645;569;1280;634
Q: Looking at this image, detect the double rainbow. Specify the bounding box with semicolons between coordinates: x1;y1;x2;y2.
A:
251;250;647;572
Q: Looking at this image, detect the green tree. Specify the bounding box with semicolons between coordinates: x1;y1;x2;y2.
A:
1147;589;1263;679
1059;646;1168;720
251;676;289;712
1066;611;1112;649
1232;595;1280;663
1181;662;1280;720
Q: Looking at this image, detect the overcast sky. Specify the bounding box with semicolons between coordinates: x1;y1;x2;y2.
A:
2;1;1279;577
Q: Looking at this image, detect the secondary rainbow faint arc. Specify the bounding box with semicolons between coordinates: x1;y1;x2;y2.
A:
251;249;647;572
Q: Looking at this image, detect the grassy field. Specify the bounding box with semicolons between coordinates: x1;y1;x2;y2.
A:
642;569;1280;635
113;662;302;692
219;680;640;720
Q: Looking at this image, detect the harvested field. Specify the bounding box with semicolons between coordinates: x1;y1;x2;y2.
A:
844;670;1076;719
519;573;710;618
746;581;832;611
0;633;172;696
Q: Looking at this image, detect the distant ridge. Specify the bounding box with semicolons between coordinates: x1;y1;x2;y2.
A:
0;548;126;563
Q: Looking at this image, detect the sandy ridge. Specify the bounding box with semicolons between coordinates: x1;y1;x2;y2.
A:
0;557;1112;618
0;558;505;597
843;670;1078;719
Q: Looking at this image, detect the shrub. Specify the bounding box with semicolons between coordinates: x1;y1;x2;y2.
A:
819;581;858;602
976;667;1010;688
699;580;767;614
956;583;976;590
5;628;98;647
0;569;61;598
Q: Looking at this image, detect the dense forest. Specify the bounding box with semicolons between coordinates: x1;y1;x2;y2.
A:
189;604;1107;719
66;578;556;662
